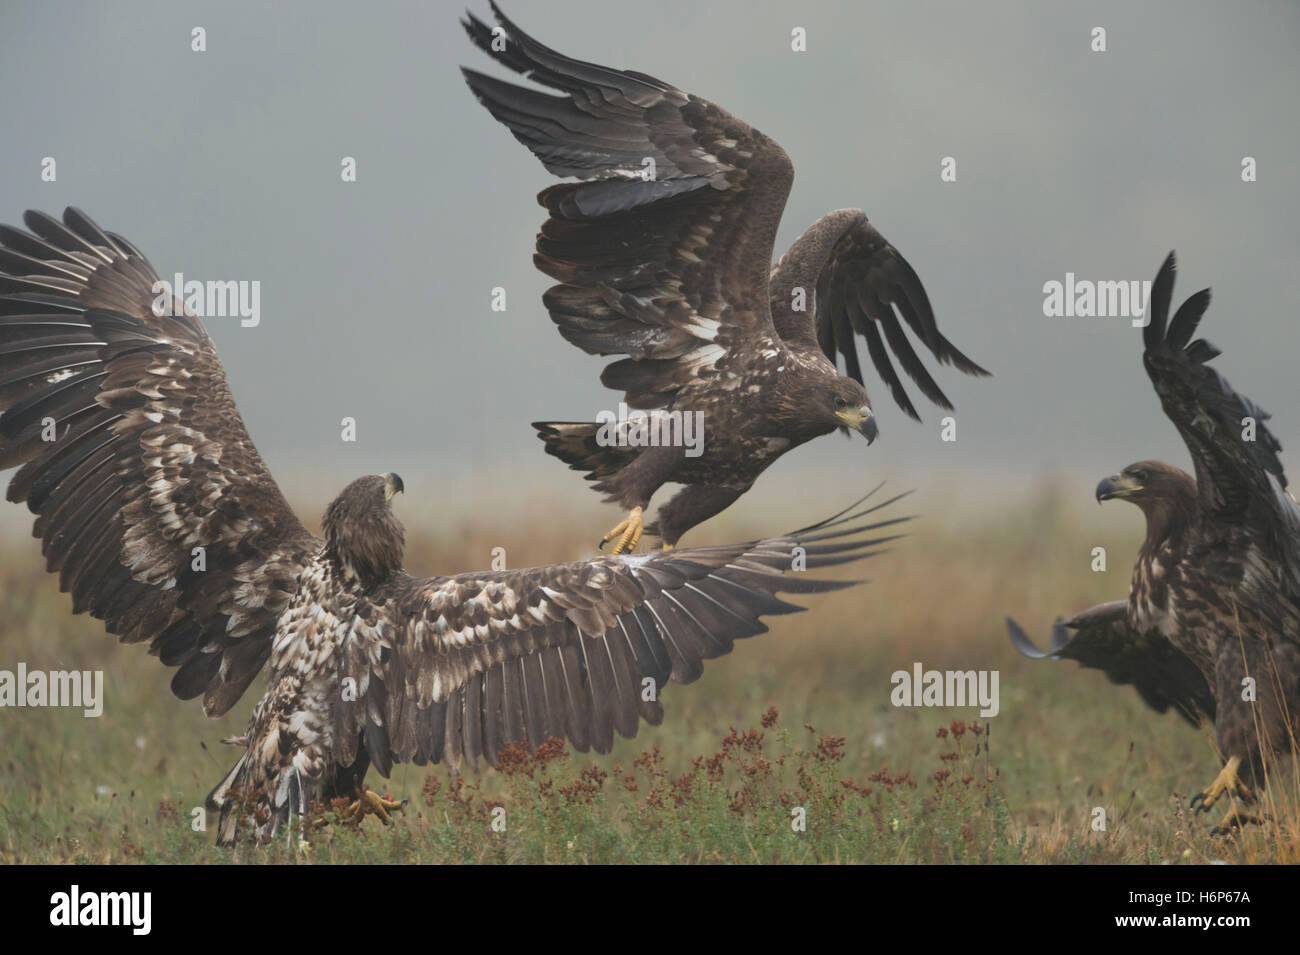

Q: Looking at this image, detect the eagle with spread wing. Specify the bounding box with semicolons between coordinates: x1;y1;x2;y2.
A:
462;3;987;554
0;208;908;845
1007;253;1300;832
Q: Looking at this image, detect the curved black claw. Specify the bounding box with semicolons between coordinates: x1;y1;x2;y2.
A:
1209;811;1269;837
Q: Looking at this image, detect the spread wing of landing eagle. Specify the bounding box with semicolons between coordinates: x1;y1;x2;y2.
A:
1006;603;1215;726
0;208;909;845
1007;253;1300;831
462;3;987;553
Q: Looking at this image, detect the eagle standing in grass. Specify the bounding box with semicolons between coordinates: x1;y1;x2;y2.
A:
0;208;907;845
1007;254;1300;833
462;4;987;554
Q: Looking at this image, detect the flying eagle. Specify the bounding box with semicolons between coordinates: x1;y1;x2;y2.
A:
1007;253;1300;832
0;207;908;845
462;3;988;554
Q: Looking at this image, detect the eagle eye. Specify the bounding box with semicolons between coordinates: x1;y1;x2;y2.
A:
834;396;848;410
1133;468;1148;482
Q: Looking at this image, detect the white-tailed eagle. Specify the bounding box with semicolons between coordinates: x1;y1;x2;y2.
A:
1007;253;1300;833
462;3;988;553
0;208;908;844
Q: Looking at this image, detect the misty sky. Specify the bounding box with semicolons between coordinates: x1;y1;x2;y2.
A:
1;0;1297;522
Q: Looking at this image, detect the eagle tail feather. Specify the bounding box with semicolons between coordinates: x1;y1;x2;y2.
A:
205;750;249;847
533;421;636;482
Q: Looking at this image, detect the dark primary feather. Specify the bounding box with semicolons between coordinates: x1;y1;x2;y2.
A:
343;488;912;772
0;207;319;717
462;4;985;426
461;1;794;409
769;211;990;420
1140;252;1300;592
1007;603;1215;727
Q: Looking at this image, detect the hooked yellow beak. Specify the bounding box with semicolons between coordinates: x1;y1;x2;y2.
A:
836;406;878;444
1095;473;1140;503
383;472;404;500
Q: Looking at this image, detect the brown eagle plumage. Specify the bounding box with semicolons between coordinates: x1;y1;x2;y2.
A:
1007;253;1300;831
462;3;988;552
0;207;908;845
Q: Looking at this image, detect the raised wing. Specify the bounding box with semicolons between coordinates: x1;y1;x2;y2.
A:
462;2;794;408
769;210;989;420
1007;601;1214;726
339;490;910;773
1141;251;1300;592
0;208;318;716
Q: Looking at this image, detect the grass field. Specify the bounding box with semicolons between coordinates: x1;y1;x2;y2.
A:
2;479;1296;864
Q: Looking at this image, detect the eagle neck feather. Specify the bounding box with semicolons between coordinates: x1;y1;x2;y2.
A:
1135;476;1198;561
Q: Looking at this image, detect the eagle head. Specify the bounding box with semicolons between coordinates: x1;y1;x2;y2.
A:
825;376;877;443
322;473;406;586
1095;460;1197;547
1095;460;1193;504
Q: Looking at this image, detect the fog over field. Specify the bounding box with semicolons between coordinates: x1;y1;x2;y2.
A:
0;0;1295;529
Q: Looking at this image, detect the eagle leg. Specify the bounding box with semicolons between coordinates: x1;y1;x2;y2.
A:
1189;754;1253;815
598;506;644;555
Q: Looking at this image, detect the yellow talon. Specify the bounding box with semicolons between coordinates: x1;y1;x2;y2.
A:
599;506;644;555
1190;755;1258;832
1209;798;1268;836
339;788;405;826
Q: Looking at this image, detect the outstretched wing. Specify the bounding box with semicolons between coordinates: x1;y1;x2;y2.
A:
1141;252;1300;593
1007;601;1215;726
0;208;318;716
462;2;794;408
339;491;910;773
769;210;989;421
